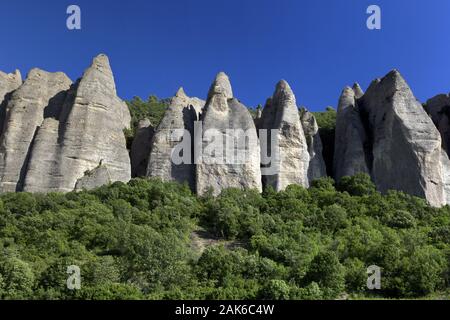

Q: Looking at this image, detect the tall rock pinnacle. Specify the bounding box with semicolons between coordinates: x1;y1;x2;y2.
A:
147;88;200;191
335;70;446;207
300;108;327;183
259;80;310;191
196;72;262;195
23;54;131;192
207;72;233;101
334;86;370;180
0;70;23;136
0;69;72;192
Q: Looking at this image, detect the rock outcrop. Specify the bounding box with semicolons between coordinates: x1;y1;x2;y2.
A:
259;80;310;191
22;54;131;192
130;119;154;177
23;118;64;193
196;72;262;195
335;71;446;207
74;164;111;191
0;70;21;103
333;86;370;180
0;69;72;192
300;108;327;183
425;94;450;156
3;55;450;207
147;88;199;190
0;70;22;135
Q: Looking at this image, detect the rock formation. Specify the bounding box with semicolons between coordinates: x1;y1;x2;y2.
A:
0;70;22;135
196;72;262;195
0;69;72;192
333;85;370;180
259;80;310;191
300;108;327;183
335;71;446;207
130;119;154;177
425;94;450;156
147;88;199;190
21;54;131;192
74;164;111;191
3;55;450;207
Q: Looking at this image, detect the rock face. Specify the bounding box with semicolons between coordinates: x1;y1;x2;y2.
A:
23;118;64;193
300;108;327;183
0;69;72;192
0;70;22;135
147;88;199;190
335;71;446;207
425;94;450;156
22;54;131;193
3;56;450;207
440;150;450;205
361;70;444;207
196;72;262;195
130;119;154;177
74;164;111;191
259;80;310;191
333;86;370;180
0;70;21;103
424;94;450;204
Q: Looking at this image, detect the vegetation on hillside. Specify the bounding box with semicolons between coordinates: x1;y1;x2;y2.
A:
0;175;448;300
124;96;168;148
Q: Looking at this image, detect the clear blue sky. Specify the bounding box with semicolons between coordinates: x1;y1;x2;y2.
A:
1;0;450;111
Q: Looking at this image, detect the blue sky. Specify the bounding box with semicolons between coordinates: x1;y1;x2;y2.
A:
1;0;450;111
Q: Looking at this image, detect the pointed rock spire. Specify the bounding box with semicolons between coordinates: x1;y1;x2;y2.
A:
23;54;131;193
147;88;198;190
334;86;370;180
337;87;355;112
207;72;233;100
0;69;23;135
358;69;445;207
352;82;364;99
196;72;261;195
300;108;327;182
176;87;187;98
0;68;72;192
259;79;310;191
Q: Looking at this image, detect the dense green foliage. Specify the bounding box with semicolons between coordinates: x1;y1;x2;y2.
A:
0;175;448;300
124;96;168;147
313;107;337;176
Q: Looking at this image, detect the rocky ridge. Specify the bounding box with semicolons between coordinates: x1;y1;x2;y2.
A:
2;55;450;207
